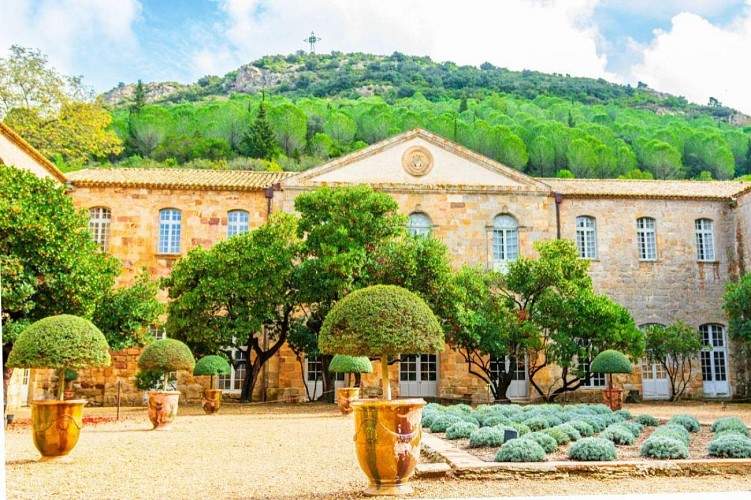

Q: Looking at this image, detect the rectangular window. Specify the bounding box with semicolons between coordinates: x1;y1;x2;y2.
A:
695;219;715;261
576;216;597;259
228;210;250;238
218;349;247;392
148;326;167;341
580;359;606;388
637;217;657;261
158;209;182;254
89;207;111;252
305;355;344;382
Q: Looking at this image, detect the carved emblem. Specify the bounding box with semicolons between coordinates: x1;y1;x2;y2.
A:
402;146;434;177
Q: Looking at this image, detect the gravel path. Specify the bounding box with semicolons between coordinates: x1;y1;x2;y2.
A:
5;402;751;499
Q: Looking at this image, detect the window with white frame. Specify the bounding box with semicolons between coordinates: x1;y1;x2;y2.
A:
575;216;597;259
492;214;519;271
148;325;167;340
306;355;345;382
695;218;715;261
580;358;606;388
158;208;182;254
636;217;657;261
88;207;111;252
227;210;250;237
218;348;248;392
407;212;432;237
489;355;526;381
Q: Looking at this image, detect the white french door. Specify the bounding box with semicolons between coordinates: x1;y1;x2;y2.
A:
20;368;31;406
700;324;730;397
305;355;345;400
399;354;438;397
640;359;670;400
490;355;528;400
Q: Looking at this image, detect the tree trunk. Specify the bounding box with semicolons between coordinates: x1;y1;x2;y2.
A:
381;356;391;400
492;372;514;402
318;354;335;403
57;367;65;401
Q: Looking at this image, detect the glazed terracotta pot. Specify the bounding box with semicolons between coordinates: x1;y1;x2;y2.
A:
352;398;425;496
603;389;623;411
30;399;85;459
337;387;360;415
147;390;181;430
202;389;223;414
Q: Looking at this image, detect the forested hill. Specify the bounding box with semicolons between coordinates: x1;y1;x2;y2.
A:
95;52;751;180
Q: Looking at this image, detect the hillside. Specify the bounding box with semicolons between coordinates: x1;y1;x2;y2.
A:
93;52;751;181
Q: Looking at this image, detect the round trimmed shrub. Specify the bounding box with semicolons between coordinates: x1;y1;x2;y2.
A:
712;417;748;435
542;427;570;446
319;284;444;358
425;403;445;413
615;409;634;420
568;419;595;437
462;414;481;426
651;424;690;446
138;339;196;373
450;403;473;414
482;414;511;428
600;425;636;446
555;423;582;442
578;416;607;432
446;421;479;440
544;415;564;427
590;350;633;375
523;432;559;453
618;420;644;438
7;315;111;370
636;414;660;427
668;414;700;433
589;404;613;415
495;438;546;462
714;429;750;439
422;412;440;428
193;355;231;377
641;436;689;459
524;416;550;432
328;354;373;374
430;414;463;433
507;422;531;436
469;426;506;448
568;437;617;461
708;434;751;458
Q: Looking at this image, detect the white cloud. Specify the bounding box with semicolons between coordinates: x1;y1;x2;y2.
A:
631;4;751;113
0;0;141;79
601;0;742;20
199;0;615;82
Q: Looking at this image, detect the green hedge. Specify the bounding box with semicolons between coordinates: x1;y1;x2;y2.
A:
137;338;195;372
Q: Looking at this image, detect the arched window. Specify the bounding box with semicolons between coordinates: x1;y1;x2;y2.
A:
158;208;182;254
228;210;250;237
492;214;519;269
695;218;715;261
407;212;432;237
88;207;111;252
636;217;657;261
575;216;597;259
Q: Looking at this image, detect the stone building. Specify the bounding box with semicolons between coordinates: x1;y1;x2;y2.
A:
5;128;751;407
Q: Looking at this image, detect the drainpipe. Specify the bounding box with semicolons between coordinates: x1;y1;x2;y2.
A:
554;192;564;239
264;183;281;222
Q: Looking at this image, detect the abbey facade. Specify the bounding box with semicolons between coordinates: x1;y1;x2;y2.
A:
5;127;751;407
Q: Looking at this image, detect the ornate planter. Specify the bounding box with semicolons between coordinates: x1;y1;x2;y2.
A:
603;389;623;411
147;390;181;430
30;399;85;459
352;398;425;496
337;387;360;415
202;389;223;415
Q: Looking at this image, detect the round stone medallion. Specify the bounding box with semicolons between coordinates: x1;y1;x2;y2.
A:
402;146;434;177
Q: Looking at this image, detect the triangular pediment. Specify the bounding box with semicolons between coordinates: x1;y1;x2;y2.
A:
283;129;551;192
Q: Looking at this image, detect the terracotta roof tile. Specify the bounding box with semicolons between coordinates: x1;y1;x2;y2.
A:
541;178;751;200
67;168;295;191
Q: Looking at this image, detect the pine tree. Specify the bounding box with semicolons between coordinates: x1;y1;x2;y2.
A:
243;101;278;160
131;79;146;115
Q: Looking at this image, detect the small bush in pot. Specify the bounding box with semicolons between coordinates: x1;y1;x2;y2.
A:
641;436;689;459
193;355;231;415
590;350;633;411
568;437;617;461
495;438;546;462
6;315;111;459
319;285;444;496
137;338;195;430
329;355;373;414
63;368;79;399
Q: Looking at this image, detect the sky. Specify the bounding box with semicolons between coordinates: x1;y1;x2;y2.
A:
2;0;751;113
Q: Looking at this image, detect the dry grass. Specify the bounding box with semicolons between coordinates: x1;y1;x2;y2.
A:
5;402;751;499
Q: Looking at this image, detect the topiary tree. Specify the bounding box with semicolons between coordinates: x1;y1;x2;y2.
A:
6;315;111;400
319;285;444;400
193;355;231;389
328;354;373;388
137;339;196;392
590;349;633;393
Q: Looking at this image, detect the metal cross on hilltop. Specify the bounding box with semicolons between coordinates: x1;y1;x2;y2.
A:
304;31;322;54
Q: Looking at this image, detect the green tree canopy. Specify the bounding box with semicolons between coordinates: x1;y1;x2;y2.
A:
644;321;703;401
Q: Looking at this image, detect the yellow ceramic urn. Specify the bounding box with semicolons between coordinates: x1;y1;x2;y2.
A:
30;399;86;459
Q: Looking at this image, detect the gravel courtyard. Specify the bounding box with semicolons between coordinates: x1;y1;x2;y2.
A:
5;402;751;499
